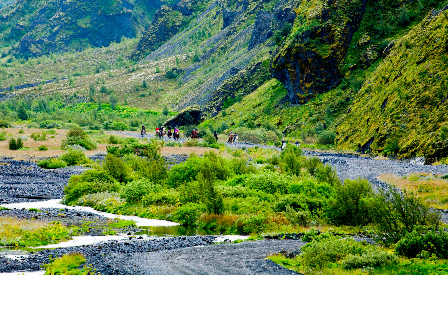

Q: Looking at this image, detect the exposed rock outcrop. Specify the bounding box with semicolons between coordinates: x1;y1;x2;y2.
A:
271;0;367;104
164;105;203;128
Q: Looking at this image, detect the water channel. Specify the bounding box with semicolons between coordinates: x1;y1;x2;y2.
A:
0;199;249;266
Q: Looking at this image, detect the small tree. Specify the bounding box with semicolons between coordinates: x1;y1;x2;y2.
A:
109;94;118;110
162;106;169;116
198;165;224;215
17;105;28;120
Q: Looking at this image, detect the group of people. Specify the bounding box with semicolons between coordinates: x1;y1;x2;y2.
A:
140;125;300;149
141;125;180;140
227;132;238;143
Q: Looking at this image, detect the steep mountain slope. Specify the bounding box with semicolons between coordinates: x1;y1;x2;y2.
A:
132;0;297;119
336;6;448;161
0;0;172;57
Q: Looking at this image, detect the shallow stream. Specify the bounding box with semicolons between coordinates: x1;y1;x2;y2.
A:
0;199;249;264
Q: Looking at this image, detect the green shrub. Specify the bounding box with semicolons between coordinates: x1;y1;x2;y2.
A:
341;249;397;270
38;145;48;151
366;188;441;243
395;230;448;259
0;132;6;141
62;128;97;150
317;130;336;145
168;203;205;226
31;131;47;141
103;154;133;183
245;172;290;194
0;120;11;128
123;154;167;183
178;180;202;204
235;214;268;234
198;170;224;215
288;180;336;199
38;158;67;169
229;157;257;175
300;236;366;273
279;145;303;175
77;192;125;211
43;253;92;275
166;154;202;187
63;170;120;205
107;139;163;161
274;194;325;214
108;135;123;144
325;178;374;226
303;157;322;176
120;179;156;203
142;191;180;206
314;164;339;186
8;138;23;150
60;149;91;166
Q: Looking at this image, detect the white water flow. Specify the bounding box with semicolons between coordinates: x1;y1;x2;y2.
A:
2;199;180;227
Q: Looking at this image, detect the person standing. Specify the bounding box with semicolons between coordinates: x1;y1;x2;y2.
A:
228;131;233;143
233;133;238;143
141;125;146;138
214;131;218;142
168;127;173;139
281;138;287;150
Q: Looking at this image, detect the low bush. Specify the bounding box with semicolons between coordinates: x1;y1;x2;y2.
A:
37;158;67;169
31;131;48;141
0;120;11;128
63;170;120;205
0;132;6;141
120;178;156;203
38;145;48;151
341;249;397;270
8;138;23;150
43;253;93;275
300;236;367;273
62;128;97;150
317;130;336;145
183;139;199;147
166;154;202;187
60;149;91;166
168;203;205;226
245;172;290;194
0;222;81;247
142;190;180;206
108;135;123;144
77;192;125;210
103;154;133;183
325;178;374;226
123;154;167;183
365;188;441;243
395;230;448;259
274;194;325;214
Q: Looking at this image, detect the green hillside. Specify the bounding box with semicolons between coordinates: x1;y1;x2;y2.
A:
0;0;447;162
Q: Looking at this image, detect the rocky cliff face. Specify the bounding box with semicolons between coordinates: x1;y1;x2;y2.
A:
0;0;165;57
271;0;367;104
